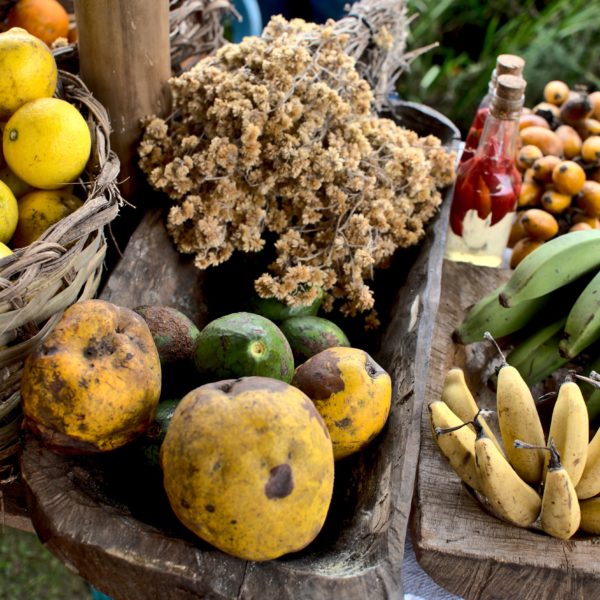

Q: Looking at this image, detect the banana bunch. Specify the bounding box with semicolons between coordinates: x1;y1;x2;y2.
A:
454;230;600;399
430;361;600;539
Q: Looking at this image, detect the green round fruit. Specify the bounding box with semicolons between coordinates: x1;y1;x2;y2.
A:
247;288;323;322
133;305;200;366
194;312;295;383
279;316;350;364
138;399;180;468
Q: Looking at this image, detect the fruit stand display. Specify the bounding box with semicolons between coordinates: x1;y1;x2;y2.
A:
5;1;600;599
0;0;465;598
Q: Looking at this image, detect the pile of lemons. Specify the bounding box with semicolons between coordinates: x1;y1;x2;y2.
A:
0;27;91;259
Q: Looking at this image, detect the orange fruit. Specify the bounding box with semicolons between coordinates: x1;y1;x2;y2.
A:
6;0;69;47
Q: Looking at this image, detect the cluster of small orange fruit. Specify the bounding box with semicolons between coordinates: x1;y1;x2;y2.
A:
508;81;600;268
0;27;91;259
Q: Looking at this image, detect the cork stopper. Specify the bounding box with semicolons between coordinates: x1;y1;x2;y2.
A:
496;54;525;77
491;74;526;118
496;74;527;101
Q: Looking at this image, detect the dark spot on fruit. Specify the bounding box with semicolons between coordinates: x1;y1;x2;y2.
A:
83;335;116;359
181;499;190;509
292;353;343;400
43;346;59;356
78;378;89;389
230;520;237;525
335;417;352;428
205;504;215;513
365;355;384;379
265;464;294;499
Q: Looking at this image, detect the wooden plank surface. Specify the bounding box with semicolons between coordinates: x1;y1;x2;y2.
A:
411;259;600;600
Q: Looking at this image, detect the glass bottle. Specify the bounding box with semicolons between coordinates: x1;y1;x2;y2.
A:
445;74;526;268
460;54;525;164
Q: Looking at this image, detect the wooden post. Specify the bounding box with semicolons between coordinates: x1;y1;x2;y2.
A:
74;0;172;202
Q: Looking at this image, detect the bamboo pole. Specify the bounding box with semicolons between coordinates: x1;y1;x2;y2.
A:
74;0;172;202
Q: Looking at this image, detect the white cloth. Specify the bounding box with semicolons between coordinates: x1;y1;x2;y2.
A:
402;533;462;600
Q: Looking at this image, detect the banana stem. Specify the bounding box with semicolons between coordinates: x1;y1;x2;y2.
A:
573;372;600;389
436;408;495;436
514;438;561;468
483;331;508;366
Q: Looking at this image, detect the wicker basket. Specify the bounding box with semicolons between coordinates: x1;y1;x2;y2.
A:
0;1;233;470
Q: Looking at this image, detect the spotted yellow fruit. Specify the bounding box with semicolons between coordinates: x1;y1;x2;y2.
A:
0;162;34;198
3;97;91;189
0;27;57;119
0;179;19;244
12;188;83;247
21;299;161;453
292;346;392;460
160;377;334;561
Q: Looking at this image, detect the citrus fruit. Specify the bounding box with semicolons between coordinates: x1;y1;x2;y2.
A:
11;188;83;247
161;377;334;561
3;98;91;190
0;27;57;119
194;312;295;383
0;163;34;198
0;242;13;259
6;0;69;47
0;180;19;244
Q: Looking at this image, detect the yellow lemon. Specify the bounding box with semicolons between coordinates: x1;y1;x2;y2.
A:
0;163;35;198
0;27;57;119
3;98;92;190
12;188;83;247
0;180;19;244
0;242;13;259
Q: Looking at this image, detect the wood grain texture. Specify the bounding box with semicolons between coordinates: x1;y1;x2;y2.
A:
74;0;172;200
99;206;209;328
0;479;34;533
411;260;600;600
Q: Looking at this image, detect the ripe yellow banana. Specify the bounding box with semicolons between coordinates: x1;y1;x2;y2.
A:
575;426;600;500
579;497;600;534
496;363;546;485
474;420;541;527
441;368;503;453
543;381;588;486
539;442;581;540
428;401;482;493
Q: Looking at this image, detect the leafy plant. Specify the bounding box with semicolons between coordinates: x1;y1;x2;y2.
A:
398;0;600;133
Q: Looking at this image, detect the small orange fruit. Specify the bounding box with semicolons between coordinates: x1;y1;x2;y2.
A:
543;80;570;106
575;180;600;218
520;208;559;241
6;0;69;47
551;161;586;195
541;190;572;214
510;237;544;269
517;145;543;171
581;136;600;163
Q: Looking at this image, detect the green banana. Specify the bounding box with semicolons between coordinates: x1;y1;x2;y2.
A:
453;283;549;345
578;352;600;421
499;230;600;308
559;270;600;360
506;317;569;386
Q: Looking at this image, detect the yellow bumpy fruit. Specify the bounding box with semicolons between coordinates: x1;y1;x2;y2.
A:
21;299;161;453
0;180;19;244
160;377;335;561
3;97;91;190
0;27;57;119
292;346;392;460
12;189;83;247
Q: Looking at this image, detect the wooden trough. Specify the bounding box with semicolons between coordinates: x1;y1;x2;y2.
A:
18;102;462;600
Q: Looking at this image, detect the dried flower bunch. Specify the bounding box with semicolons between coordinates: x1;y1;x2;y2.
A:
139;15;455;323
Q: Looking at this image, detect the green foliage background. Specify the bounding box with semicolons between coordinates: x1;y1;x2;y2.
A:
398;0;600;134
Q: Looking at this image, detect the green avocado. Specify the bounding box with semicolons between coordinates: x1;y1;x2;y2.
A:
194;312;295;383
247;288;323;322
138;399;180;468
279;316;350;364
